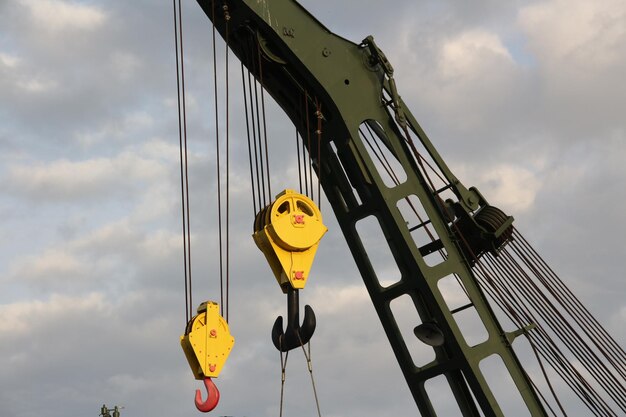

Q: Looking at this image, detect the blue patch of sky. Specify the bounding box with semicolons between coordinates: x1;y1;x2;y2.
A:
503;31;536;68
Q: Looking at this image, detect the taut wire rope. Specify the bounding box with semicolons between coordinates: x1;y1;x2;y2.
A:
209;0;226;320
256;40;272;200
223;2;231;323
315;99;323;208
172;0;193;324
241;63;258;215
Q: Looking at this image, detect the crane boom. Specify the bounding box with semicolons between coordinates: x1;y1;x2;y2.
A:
196;1;548;415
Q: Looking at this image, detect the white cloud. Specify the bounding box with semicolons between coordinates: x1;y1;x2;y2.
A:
110;51;142;81
74;112;157;146
0;52;20;68
463;164;542;213
10;248;85;284
0;292;108;334
484;165;541;212
6;157;120;198
397;27;525;135
519;0;626;72
20;0;107;32
17;76;58;93
4;142;171;201
439;29;514;80
310;284;369;316
518;0;626;137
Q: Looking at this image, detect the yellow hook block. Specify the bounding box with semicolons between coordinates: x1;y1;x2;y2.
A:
253;189;327;292
180;301;234;380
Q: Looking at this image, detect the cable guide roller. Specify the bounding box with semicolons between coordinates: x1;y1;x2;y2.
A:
253;189;327;293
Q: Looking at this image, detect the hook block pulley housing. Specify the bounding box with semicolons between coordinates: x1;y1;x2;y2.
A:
180;301;235;380
253;189;327;292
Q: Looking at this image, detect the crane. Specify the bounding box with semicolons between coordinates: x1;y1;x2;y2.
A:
177;1;626;415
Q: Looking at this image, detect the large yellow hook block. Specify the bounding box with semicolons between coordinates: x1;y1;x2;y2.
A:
253;189;327;292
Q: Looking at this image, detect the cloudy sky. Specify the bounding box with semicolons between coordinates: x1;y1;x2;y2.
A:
0;0;625;416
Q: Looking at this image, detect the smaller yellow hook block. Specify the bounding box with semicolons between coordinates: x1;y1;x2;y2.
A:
180;301;234;380
253;189;327;292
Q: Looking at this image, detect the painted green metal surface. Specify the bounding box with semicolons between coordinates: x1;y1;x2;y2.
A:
195;1;548;416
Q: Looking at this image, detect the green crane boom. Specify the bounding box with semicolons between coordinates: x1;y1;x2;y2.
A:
195;1;548;415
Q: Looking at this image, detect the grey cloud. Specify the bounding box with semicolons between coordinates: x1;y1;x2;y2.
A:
0;1;624;417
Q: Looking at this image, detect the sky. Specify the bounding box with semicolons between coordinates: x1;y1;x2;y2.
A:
0;0;625;416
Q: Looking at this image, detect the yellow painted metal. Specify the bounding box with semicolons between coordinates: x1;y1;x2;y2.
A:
253;189;327;292
180;301;234;380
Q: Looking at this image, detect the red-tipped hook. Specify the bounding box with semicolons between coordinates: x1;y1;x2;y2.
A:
194;377;220;413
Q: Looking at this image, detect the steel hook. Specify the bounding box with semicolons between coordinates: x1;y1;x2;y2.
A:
271;287;316;352
194;377;220;413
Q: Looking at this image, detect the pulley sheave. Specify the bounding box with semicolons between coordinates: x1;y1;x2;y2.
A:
180;301;235;380
253;189;327;292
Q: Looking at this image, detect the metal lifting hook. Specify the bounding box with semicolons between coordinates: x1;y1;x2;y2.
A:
194;377;220;413
271;287;316;352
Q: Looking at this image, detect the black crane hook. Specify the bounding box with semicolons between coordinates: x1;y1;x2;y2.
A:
271;287;316;352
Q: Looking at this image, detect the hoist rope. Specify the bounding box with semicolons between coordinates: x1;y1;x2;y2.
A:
315;99;323;209
245;66;264;211
475;260;594;416
242;64;258;215
527;342;566;417
256;41;272;200
305;90;313;199
478;254;583;416
512;231;626;372
360;125;401;185
292;89;324;206
279;344;289;417
300;95;309;197
210;0;225;319
500;243;626;410
251;42;268;207
241;35;274;210
498;246;626;410
297;336;323;417
473;239;622;416
478;251;618;416
296;129;304;194
277;336;323;417
224;3;231;323
451;226;569;416
477;259;584;416
172;0;193;324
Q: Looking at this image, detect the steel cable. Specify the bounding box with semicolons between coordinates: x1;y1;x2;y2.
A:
256;41;272;201
224;3;231;323
495;249;624;411
241;63;259;215
479;252;620;416
476;255;614;416
172;0;193;323
510;240;626;383
512;230;626;369
497;247;626;410
476;251;599;416
210;0;225;318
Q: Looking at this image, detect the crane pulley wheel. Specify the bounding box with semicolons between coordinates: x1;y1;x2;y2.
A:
253;189;327;292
